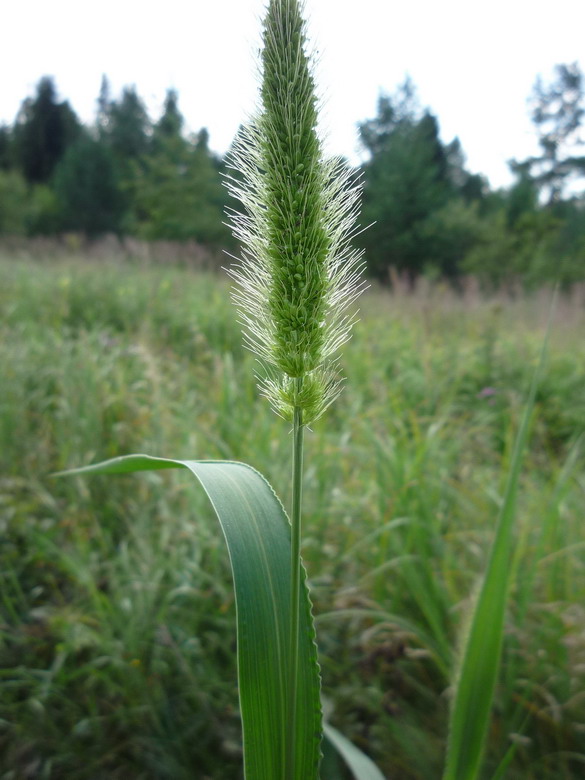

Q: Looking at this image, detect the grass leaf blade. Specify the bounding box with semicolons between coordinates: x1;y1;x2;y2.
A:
323;723;385;780
58;454;322;779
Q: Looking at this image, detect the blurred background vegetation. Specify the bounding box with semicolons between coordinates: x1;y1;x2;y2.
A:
0;63;584;287
1;60;585;780
1;259;584;777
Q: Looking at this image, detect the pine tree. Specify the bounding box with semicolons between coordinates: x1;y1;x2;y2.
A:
358;82;457;280
53;132;125;236
106;86;151;176
153;89;183;146
0;125;13;170
13;77;80;184
520;63;585;202
131;124;231;246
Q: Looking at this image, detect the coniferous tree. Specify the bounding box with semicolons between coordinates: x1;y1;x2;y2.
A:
131;124;231;245
105;86;151;177
358;81;460;280
518;63;585;202
444;138;486;203
13;77;80;184
0;125;13;170
506;168;539;228
53;132;125;236
94;84;151;228
153;89;183;146
96;75;112;139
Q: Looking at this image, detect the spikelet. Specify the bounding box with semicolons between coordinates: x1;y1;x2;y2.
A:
225;0;365;423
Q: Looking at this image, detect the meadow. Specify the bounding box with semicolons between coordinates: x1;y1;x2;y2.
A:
1;253;584;778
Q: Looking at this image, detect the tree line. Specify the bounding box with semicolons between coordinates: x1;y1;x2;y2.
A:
1;66;584;286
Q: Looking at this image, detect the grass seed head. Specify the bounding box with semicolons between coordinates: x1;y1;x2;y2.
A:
226;0;365;423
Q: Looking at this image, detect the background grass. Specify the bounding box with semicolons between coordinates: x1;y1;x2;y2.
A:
1;254;584;778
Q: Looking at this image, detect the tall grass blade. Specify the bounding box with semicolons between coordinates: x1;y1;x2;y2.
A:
323;723;385;780
57;454;321;779
443;298;555;780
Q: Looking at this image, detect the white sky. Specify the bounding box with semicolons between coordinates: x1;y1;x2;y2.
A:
2;0;584;189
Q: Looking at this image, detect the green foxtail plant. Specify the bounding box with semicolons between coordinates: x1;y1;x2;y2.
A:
225;0;366;773
57;1;384;779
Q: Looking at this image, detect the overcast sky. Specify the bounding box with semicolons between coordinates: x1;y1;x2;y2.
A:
2;0;583;188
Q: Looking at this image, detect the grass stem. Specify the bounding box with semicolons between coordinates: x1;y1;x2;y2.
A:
287;377;304;778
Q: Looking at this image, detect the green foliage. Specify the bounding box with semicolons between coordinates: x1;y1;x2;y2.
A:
358;83;470;280
459;194;585;288
1;257;585;778
102;85;151;175
356;68;584;286
547;197;585;283
130;128;231;245
0;124;13;170
0;169;58;236
52;133;125;236
13;76;81;184
26;183;61;236
421;200;485;279
0;169;32;234
153;88;184;146
506;171;539;228
444;311;550;779
520;62;585;202
0;64;583;287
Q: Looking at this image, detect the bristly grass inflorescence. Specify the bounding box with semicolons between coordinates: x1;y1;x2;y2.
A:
225;0;365;424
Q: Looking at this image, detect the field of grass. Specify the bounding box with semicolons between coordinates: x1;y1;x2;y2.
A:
1;254;584;779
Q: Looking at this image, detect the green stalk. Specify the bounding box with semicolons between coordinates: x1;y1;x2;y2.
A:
287;377;304;778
